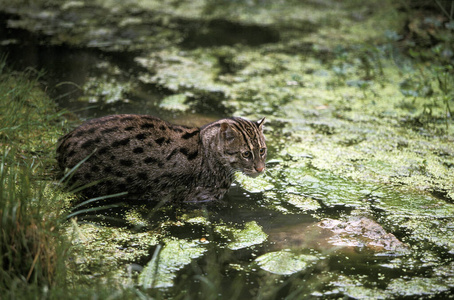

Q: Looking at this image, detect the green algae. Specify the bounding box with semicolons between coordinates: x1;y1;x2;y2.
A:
255;250;319;275
1;0;454;298
136;48;226;95
387;277;451;297
139;239;207;288
80;75;134;104
387;215;454;254
68;221;159;276
327;274;390;299
127;23;453;204
159;93;190;112
235;172;274;194
283;194;322;212
124;206;150;228
215;221;267;250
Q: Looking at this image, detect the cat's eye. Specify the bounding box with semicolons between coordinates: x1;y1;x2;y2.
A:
242;151;252;159
259;148;266;156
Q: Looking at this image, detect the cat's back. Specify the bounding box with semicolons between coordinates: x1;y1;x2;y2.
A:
58;114;199;164
57;114;201;197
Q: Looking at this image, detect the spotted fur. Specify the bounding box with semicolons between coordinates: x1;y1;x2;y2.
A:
57;114;266;202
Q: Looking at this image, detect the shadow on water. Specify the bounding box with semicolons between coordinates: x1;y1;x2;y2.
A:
70;184;317;233
179;18;280;49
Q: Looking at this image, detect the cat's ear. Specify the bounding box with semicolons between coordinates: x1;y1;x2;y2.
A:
256;117;265;130
220;122;236;141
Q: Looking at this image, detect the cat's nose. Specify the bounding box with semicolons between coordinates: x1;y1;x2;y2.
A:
255;166;265;173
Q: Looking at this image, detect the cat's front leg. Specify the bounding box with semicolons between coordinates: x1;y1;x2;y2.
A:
188;187;227;203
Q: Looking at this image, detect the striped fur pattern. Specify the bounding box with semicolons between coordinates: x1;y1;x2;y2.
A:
57;114;266;202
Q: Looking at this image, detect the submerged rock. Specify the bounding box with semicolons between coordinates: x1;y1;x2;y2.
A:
318;216;410;254
267;215;409;255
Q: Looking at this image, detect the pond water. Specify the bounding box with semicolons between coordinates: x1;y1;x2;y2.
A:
0;17;225;126
1;2;453;298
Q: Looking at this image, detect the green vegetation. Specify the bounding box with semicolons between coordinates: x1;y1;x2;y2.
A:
0;0;453;299
0;61;69;297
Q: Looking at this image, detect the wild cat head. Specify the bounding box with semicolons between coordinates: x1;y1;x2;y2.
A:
202;117;267;177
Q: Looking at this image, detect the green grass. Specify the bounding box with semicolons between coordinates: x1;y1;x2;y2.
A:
0;59;71;298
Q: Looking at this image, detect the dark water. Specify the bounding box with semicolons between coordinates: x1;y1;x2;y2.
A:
0;13;225;125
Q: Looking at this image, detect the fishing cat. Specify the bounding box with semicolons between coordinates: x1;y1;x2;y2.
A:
57;114;267;202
